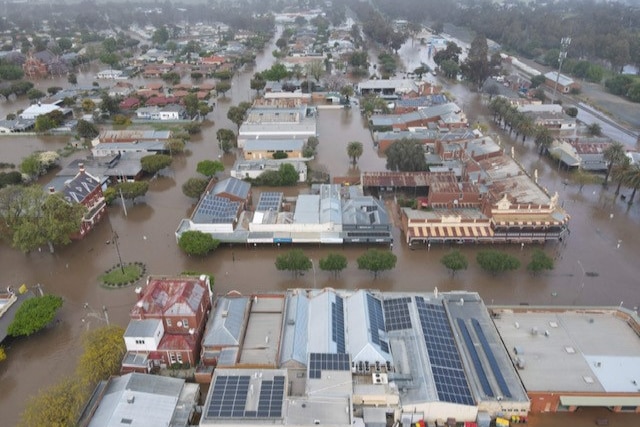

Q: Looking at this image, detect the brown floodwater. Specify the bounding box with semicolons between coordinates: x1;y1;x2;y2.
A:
1;35;640;426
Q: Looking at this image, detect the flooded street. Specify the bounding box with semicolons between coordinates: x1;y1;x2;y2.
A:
1;36;640;426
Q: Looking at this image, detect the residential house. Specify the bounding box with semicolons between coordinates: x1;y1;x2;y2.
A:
108;81;134;98
230;159;307;182
136;104;187;121
518;104;576;132
369;102;467;131
96;69;125;79
47;164;107;239
121;275;212;373
357;79;424;98
19;102;70;120
22;50;68;78
548;137;613;171
77;373;199;427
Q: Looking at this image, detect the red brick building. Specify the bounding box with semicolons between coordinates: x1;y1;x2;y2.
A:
121;275;212;373
59;165;107;239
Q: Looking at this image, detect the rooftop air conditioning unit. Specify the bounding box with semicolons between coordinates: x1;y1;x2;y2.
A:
221;311;228;318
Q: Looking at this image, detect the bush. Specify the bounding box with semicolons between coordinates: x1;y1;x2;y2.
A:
8;295;63;337
178;231;220;256
272;151;288;159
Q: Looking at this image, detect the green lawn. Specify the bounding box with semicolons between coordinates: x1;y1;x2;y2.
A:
100;263;145;287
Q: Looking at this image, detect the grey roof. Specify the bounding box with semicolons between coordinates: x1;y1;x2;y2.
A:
293;194;320;224
192;195;241;224
319;184;342;225
61;171;101;204
212;177;250;200
203;296;250;347
280;291;309;366
341;196;389;226
91;140;167;153
395;95;448;108
124;319;161;338
243;139;305;152
544;71;575;87
87;373;192;427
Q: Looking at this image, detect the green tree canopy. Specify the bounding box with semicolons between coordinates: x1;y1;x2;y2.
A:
275;249;312;278
319;253;348;279
227;106;247;131
216;80;231;97
440;250;468;277
140;154;172;175
476;250;521;275
587;123;602;137
527;249;554;275
385;138;427;171
178;231;220;256
8;295;63;337
152;26;170;45
182;177;209;199
347;141;364;164
357;249;397;278
18;377;85;427
197;160;224;177
76;119;99;139
0;187;85;253
262;63;289;81
116;181;149;203
217;128;236;153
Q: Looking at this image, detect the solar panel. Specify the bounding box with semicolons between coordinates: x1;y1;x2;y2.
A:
332;296;345;353
206;374;284;419
256;192;283;212
415;297;474;406
457;318;494;397
472;319;512;398
308;353;350;378
366;294;387;351
383;297;412;331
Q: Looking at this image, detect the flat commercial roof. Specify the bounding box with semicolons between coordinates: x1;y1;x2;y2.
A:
239;295;284;366
492;308;640;393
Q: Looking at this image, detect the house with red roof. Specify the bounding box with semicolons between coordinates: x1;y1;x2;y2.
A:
121;275;212;374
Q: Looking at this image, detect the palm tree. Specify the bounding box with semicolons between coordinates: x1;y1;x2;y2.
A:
534;126;553;155
347;141;364;165
587;123;603;137
622;164;640;205
603;141;626;186
612;156;632;196
517;116;535;144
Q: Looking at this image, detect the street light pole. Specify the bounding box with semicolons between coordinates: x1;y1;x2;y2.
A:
552;37;571;103
112;229;125;273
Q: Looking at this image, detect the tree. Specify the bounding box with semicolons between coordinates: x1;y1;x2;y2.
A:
277;163;299;185
0;186;85;253
217;128;236;153
439;59;460;79
8;295;63;337
621;164;640;205
81;98;96;113
527;249;554;276
433;41;461;66
461;33;490;89
100;93;119;115
183;93;199;118
262;63;288;82
0;346;5;362
26;88;45;100
19;377;85;427
340;85;354;103
152;26;170;45
357;249;397;279
250;73;266;94
534;126;554;155
319;253;348;279
182;177;209;199
440;250;468;277
67;73;77;85
612;156;632;195
385;138;428;171
165;139;185;155
140;154;172;175
162;72;180;86
306;60;325;82
178;231;220;256
586;123;602;137
116;181;149;203
197;160;224;177
603;141;627;185
76;119;99;139
20;153;45;177
529;74;546;88
572;168;600;191
227;106;247;131
347;141;364;165
275;249;311;278
77;325;126;386
476;250;521;275
216;80;232;97
0;171;22;188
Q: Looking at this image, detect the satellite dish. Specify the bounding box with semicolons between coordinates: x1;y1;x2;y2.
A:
176;321;183;327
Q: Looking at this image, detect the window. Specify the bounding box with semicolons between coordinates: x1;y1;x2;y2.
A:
177;353;183;363
182;319;189;328
169;353;177;364
166;318;172;327
135;339;145;345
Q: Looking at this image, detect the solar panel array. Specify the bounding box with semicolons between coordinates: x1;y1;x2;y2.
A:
383;297;413;331
366;294;389;353
308;353;350;379
206;375;285;419
415;297;474;406
457;318;494;397
472;319;512;398
331;296;345;353
194;195;240;223
256;192;283;212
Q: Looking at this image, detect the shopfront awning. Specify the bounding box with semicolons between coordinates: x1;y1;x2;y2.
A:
560;395;640;407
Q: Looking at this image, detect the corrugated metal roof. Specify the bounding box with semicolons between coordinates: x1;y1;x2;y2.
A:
124;319;161;338
203;297;249;347
280;291;309;366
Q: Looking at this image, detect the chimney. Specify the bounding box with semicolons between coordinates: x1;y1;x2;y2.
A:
78;162;85;173
48;186;56;194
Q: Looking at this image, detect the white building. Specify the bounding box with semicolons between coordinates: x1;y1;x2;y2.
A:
19;103;66;120
96;69;126;79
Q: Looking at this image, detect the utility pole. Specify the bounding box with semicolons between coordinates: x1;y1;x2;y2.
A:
119;187;128;217
552;37;571;103
112;229;125;273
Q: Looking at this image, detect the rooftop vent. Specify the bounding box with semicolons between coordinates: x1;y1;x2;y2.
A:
126;394;135;404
